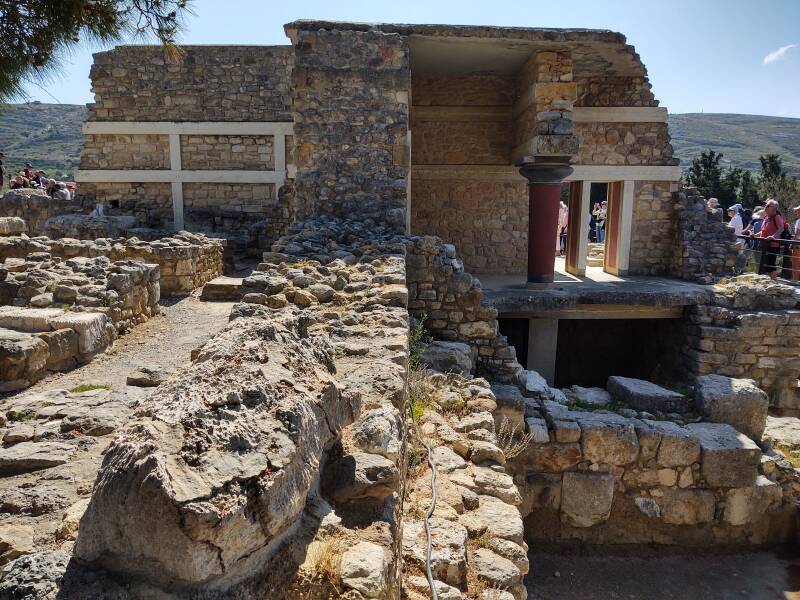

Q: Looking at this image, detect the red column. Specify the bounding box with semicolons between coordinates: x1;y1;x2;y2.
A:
518;158;574;284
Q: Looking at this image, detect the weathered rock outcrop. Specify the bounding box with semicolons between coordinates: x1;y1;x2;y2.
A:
74;313;359;590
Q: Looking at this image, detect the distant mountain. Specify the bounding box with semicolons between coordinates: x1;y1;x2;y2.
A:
668;113;800;175
0;102;87;181
1;104;798;181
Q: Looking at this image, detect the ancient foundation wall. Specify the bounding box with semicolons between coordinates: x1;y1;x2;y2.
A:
628;180;679;275
290;26;410;228
681;275;800;411
0;190;94;236
0;233;224;296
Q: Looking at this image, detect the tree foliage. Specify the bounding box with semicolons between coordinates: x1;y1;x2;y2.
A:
0;1;191;102
686;148;799;211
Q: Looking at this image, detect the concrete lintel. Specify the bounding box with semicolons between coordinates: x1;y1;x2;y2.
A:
83;121;295;136
411;164;682;183
76;169;286;184
507;304;685;320
573;106;668;123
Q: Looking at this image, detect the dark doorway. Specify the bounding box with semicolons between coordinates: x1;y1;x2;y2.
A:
554;318;681;388
498;318;529;368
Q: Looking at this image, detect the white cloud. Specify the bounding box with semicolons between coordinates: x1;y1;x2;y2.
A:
763;44;798;65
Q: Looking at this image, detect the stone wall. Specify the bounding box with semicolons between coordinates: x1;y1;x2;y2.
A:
576;122;674;166
512;396;791;545
411;179;527;275
628;181;679;275
0;232;224;296
88;45;293;122
682;275;800;411
81;134;170;170
406;236;523;383
575;75;658;107
289;25;409;228
670;187;738;283
0;189;93;236
180;135;275;170
78;182;173;229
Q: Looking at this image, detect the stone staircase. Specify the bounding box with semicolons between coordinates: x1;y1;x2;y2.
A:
587;242;605;267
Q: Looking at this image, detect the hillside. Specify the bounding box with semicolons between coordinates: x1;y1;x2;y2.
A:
0;103;87;181
1;104;799;180
668;113;800;175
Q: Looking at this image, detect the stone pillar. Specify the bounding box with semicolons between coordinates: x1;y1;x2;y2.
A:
519;157;574;284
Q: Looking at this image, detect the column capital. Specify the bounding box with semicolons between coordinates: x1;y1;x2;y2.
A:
516;155;574;184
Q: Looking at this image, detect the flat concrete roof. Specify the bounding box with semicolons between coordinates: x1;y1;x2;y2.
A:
480;265;712;318
285;20;649;78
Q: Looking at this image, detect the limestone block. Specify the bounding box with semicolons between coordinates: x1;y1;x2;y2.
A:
351;407;402;461
340;541;387;598
578;413;639;466
0;217;26;236
641;420;701;468
468;495;524;543
0;306;63;333
37;328;78;372
523;442;582;472
523;370;549;398
685;422;760;487
560;472;614;527
491;383;525;428
607;376;690;413
473;547;520;588
570;385;611;407
657;488;715;525
49;312;114;355
322;452;399;504
724;475;783;526
694;375;769;441
0;328;49;391
522;472;562;513
0;441;75;476
421;341;476;376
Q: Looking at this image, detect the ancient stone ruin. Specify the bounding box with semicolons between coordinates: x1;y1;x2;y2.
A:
0;19;798;600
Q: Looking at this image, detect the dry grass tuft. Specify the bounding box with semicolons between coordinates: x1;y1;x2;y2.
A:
496;417;534;459
409;368;440;421
302;534;348;595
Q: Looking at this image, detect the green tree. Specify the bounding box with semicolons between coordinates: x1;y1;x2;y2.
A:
759;154;786;179
737;169;760;208
0;1;191;102
686;149;740;204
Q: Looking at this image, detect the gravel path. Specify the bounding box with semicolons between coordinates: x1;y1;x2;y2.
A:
22;295;234;395
527;546;799;600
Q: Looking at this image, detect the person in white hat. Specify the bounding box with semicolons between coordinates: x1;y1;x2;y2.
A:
727;203;744;237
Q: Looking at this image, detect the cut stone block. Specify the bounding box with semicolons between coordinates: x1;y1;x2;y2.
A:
560;471;614;527
657;488;715;525
0;217;26;236
522;370;550;398
420;341;475;376
570;385;611;407
607;376;690;413
724;475;783;526
695;375;769;441
0;328;49;392
685;422;760;487
577;412;639;466
49;312;114;355
0;441;76;476
641;420;701;468
340;540;387;598
0;307;63;333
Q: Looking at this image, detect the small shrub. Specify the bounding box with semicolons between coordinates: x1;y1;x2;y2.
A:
408;314;431;371
409;368;438;422
7;410;36;422
69;383;110;394
303;535;347;594
474;532;493;550
496;417;534;460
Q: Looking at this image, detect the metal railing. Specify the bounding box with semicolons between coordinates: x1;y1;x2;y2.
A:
736;235;800;282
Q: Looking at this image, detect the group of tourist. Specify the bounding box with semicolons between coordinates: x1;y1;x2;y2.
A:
554;200;608;258
713;196;800;281
0;152;72;200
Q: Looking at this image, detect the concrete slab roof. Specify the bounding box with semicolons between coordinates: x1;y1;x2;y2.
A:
284;20;649;78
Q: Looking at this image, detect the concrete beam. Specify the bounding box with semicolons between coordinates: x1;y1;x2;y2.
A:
573;107;668;123
83;121;294;136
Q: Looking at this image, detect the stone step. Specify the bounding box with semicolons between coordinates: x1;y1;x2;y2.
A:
586;258;604;267
199;276;243;301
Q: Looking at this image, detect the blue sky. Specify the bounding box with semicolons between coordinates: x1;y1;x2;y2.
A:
20;0;800;118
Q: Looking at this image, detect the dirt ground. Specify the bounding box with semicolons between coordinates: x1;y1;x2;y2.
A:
22;294;234;395
526;545;800;600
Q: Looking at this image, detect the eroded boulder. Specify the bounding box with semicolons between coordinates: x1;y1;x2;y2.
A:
695;375;769;441
74;314;358;590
